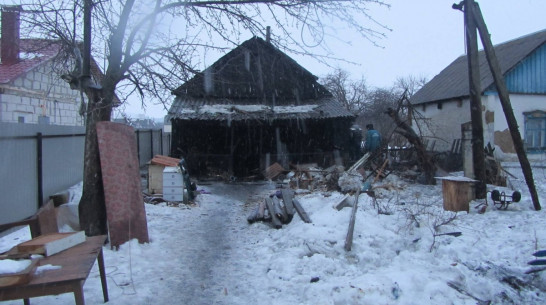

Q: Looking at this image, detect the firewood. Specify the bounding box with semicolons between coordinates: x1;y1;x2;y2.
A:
292;198;311;223
281;189;295;221
264;198;282;229
272;196;288;223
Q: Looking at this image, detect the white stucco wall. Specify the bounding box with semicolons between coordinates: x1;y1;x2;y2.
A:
414;98;471;151
415;93;546;153
0;61;85;126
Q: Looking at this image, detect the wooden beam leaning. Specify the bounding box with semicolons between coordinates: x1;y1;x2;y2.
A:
471;2;541;210
292;198;312;223
281;189;295;222
264;197;282;229
344;190;361;251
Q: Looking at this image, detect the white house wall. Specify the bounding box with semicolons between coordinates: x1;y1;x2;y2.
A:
416;94;546;153
0;61;84;126
486;93;546;153
415;98;471;151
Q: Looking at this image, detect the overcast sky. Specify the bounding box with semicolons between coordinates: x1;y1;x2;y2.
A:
88;1;546;119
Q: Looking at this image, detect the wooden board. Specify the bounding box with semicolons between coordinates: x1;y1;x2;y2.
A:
96;122;150;248
16;231;85;256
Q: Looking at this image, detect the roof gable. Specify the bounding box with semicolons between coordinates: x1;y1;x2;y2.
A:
0;39;58;83
411;29;546;104
172;37;331;103
500;43;546;94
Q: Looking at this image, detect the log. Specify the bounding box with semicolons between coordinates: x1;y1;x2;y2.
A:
272;196;288;223
344;190;360;251
257;200;266;219
247;204;260;223
247;201;266;224
292;198;312;223
264;198;282;229
281;189;295;221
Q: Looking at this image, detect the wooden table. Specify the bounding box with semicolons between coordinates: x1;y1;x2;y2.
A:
0;235;109;305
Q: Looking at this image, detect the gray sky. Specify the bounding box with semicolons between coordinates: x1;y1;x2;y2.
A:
94;1;546;118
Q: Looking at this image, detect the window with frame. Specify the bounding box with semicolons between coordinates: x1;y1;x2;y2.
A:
524;111;546;152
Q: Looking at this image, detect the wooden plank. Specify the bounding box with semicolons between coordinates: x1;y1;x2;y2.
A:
344;190;360;251
16;231;86;256
292;198;311;223
264;198;282;229
347;153;370;172
281;189;295;220
373;159;389;183
334;194;351;211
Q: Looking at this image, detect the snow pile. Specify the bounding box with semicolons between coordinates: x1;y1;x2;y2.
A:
337;171;363;192
0;164;544;305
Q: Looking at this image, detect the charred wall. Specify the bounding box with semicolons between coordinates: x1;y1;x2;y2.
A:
170;117;353;178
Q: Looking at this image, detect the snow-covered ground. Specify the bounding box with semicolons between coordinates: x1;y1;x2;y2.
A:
1;162;545;305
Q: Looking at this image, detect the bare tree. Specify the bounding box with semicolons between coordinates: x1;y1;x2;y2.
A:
393;74;427;97
16;0;390;236
321;68;368;114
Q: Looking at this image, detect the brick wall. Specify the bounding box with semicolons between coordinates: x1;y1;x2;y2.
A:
0;60;85;126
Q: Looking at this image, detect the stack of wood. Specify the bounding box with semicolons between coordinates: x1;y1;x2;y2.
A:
247;189;311;228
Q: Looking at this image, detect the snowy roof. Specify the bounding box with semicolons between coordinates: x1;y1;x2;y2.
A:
411;29;546;105
168;37;353;121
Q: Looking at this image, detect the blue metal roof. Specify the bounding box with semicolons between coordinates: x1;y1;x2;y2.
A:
503;43;546;94
412;29;546;104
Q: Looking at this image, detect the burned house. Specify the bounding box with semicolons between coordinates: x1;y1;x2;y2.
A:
167;37;356;178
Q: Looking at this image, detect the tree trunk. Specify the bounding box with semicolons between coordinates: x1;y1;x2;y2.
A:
78;89;113;236
386;107;437;185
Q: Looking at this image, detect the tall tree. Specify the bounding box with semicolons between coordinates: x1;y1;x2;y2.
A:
321;68;368;114
17;0;390;236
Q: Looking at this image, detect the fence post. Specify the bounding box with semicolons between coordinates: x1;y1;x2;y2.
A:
150;129;154;159
136;129;140;163
36;132;43;208
160;128;164;155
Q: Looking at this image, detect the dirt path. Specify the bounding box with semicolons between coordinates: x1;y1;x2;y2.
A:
162;182;275;305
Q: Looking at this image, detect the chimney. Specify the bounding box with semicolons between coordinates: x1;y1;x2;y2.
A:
1;5;22;65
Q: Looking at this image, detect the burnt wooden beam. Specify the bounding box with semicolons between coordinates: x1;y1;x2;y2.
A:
264;197;282;229
281;189;295;221
272;196;288;224
292;198;311;223
344;189;360;251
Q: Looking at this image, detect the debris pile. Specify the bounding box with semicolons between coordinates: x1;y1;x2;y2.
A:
247;189;311;228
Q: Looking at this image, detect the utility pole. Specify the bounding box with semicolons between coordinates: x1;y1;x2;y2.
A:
470;2;541;210
461;0;487;199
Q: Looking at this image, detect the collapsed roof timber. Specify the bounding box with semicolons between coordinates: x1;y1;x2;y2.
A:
167;37;356;179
